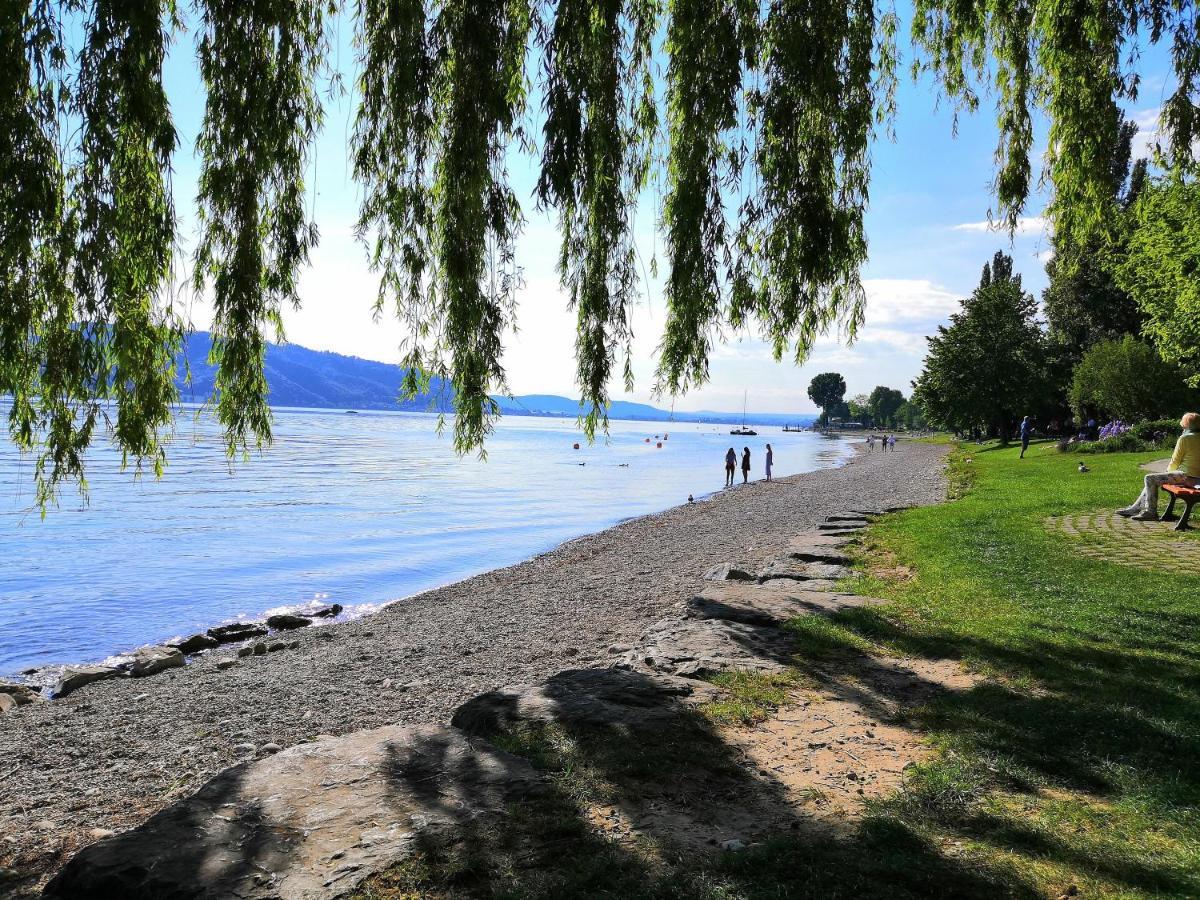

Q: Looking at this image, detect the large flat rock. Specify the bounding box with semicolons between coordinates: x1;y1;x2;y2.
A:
44;725;544;900
619;617;798;678
686;582;885;627
451;667;721;735
757;558;855;583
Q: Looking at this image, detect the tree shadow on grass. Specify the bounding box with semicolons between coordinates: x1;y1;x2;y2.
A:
355;667;1035;899
794;606;1200;895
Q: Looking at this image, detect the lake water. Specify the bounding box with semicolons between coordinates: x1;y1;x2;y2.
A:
0;406;853;675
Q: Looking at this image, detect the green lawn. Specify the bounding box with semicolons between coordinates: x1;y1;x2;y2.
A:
845;439;1200;898
354;440;1200;899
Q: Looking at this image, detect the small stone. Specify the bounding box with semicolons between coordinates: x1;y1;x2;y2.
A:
216;659;237;671
847;771;858;781
719;839;747;852
35;820;56;831
168;633;219;654
207;622;269;644
252;643;267;656
0;683;43;706
266;614;312;631
287;641;300;650
382;679;392;689
266;642;287;653
233;743;256;755
236;646;253;658
87;828;115;841
308;603;343;619
704;564;756;582
0;694;17;715
124;646;185;678
259;743;282;755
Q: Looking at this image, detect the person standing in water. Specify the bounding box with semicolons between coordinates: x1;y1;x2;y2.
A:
741;447;751;484
765;443;774;482
724;447;737;487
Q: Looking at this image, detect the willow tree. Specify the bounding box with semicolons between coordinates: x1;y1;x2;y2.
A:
2;0;1198;501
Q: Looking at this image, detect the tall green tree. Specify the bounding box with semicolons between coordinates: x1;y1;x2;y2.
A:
912;252;1047;442
867;385;905;427
1042;118;1147;363
807;372;847;426
3;1;1200;500
1117;177;1200;387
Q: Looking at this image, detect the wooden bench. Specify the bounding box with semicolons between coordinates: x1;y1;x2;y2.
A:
1161;484;1200;530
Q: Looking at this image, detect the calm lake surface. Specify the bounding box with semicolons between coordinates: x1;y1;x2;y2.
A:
0;406;853;675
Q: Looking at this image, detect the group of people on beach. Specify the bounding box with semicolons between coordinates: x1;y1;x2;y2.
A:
724;443;774;487
866;434;897;451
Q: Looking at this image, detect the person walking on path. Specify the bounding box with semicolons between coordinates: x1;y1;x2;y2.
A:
741;447;751;484
888;434;897;451
765;443;774;482
1019;416;1033;458
724;447;737;487
1118;413;1200;520
866;434;874;451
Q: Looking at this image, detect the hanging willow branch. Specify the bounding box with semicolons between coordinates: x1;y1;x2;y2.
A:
193;0;332;455
355;0;531;452
656;0;757;395
534;0;657;437
2;0;1199;502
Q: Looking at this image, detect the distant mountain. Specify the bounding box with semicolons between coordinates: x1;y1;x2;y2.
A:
175;333;817;426
177;332;455;413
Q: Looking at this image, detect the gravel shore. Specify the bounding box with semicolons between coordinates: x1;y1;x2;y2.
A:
0;440;947;889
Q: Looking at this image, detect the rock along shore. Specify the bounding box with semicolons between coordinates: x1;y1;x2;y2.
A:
0;441;948;893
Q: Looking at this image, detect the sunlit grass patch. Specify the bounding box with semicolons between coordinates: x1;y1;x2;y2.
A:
701;669;807;726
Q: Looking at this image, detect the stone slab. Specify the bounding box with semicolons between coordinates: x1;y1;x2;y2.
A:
686;582;885;627
620;617;798;678
757;559;855;583
451;667;721;736
52;665;123;699
44;724;545;900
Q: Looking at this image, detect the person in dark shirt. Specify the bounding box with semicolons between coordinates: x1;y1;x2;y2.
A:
724;447;737;487
741;447;751;484
765;443;774;482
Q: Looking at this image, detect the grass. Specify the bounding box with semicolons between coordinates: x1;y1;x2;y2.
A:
847;439;1200;897
701;670;806;725
353;439;1200;898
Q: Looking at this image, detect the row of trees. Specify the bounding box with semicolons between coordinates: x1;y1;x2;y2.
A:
912;126;1199;440
806;374;922;429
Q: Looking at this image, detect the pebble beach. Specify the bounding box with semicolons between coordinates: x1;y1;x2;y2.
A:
0;440;948;891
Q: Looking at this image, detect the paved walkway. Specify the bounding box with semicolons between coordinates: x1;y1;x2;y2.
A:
1044;509;1200;572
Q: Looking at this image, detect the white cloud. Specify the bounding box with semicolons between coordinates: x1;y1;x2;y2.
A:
1131;106;1162;159
952;216;1047;237
861;278;962;329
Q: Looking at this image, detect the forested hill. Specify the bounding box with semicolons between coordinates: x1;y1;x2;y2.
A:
177;332;455;412
175;333;674;420
175;334;816;425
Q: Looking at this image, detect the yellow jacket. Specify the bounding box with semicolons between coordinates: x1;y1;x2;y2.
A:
1170;431;1200;477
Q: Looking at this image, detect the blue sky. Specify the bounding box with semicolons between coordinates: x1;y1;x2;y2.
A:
162;5;1174;415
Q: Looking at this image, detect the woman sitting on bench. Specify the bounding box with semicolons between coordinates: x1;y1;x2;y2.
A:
1118;412;1200;521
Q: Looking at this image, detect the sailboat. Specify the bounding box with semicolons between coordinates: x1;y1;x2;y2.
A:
730;391;758;436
